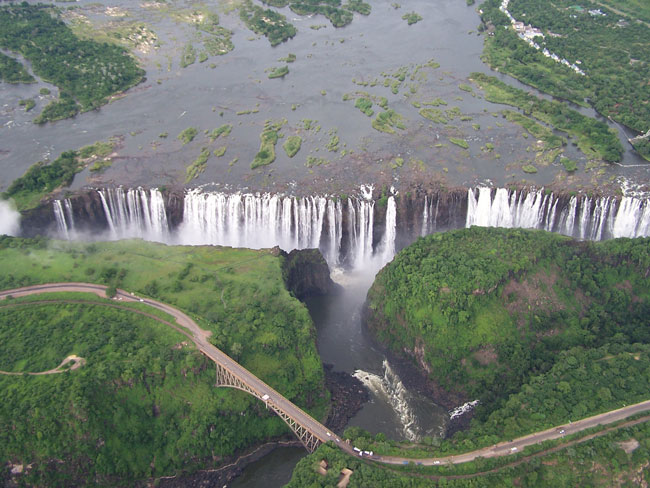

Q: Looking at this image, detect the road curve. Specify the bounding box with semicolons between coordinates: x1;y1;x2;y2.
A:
0;283;355;456
2;283;649;466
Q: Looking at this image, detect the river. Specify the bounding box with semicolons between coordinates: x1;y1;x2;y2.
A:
2;0;649;486
1;0;647;195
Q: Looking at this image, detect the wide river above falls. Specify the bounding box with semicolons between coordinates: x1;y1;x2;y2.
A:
1;0;648;196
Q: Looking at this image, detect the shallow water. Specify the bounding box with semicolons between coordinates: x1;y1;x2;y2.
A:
1;0;647;194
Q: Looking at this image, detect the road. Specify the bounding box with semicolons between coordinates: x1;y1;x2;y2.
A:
0;283;354;456
2;282;649;465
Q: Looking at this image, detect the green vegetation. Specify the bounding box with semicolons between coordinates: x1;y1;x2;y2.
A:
39;87;50;95
305;156;328;167
560;156;578;172
2;140;115;211
354;97;374;116
522;164;538;173
180;43;197;68
239;0;296;46
502;110;565;149
214;146;227;157
289;419;650;486
19;98;35;112
209;124;232;142
458;83;473;93
89;159;112;173
372;110;406;134
185;148;210;182
449;137;469;149
286;0;369;28
479;0;650;135
0;52;34;83
268;65;289;79
402;11;423;25
326;134;340;152
632;135;650;161
365;227;650;424
278;53;296;63
251;119;286;169
423;98;447;107
283;135;302;158
344;0;372;16
471;73;623;162
0;4;143;123
177;127;198;145
598;0;650;24
419;108;447;124
0;237;327;485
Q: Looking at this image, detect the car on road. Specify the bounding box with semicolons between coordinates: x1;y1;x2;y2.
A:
510;447;517;452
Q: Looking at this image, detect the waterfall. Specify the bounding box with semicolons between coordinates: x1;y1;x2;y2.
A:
327;199;343;265
463;187;650;240
381;196;397;264
0;200;20;237
353;360;420;441
56;187;168;241
53;200;69;239
53;186;650;268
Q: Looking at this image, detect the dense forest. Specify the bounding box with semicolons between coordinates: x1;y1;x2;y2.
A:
479;0;649;158
239;0;297;46
0;51;34;83
0;237;327;485
0;4;143;123
365;227;650;421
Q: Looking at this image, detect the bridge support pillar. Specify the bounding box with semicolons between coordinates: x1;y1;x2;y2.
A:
212;359;322;453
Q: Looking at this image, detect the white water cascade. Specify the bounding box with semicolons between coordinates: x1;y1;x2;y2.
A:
96;187;169;242
381;196;397;264
52;186;650;268
353;360;420;442
0;199;20;236
465;187;650;240
52;185;397;269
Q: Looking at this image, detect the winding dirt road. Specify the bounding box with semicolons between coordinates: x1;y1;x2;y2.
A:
2;282;649;466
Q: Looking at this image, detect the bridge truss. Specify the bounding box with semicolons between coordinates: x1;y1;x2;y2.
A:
213;361;322;453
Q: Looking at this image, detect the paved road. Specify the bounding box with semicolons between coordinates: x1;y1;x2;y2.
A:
0;283;354;455
2;283;649;465
374;399;650;465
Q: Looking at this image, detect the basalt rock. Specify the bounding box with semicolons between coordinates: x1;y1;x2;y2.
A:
281;248;338;300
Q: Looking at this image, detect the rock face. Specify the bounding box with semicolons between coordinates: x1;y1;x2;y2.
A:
281;248;338;300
